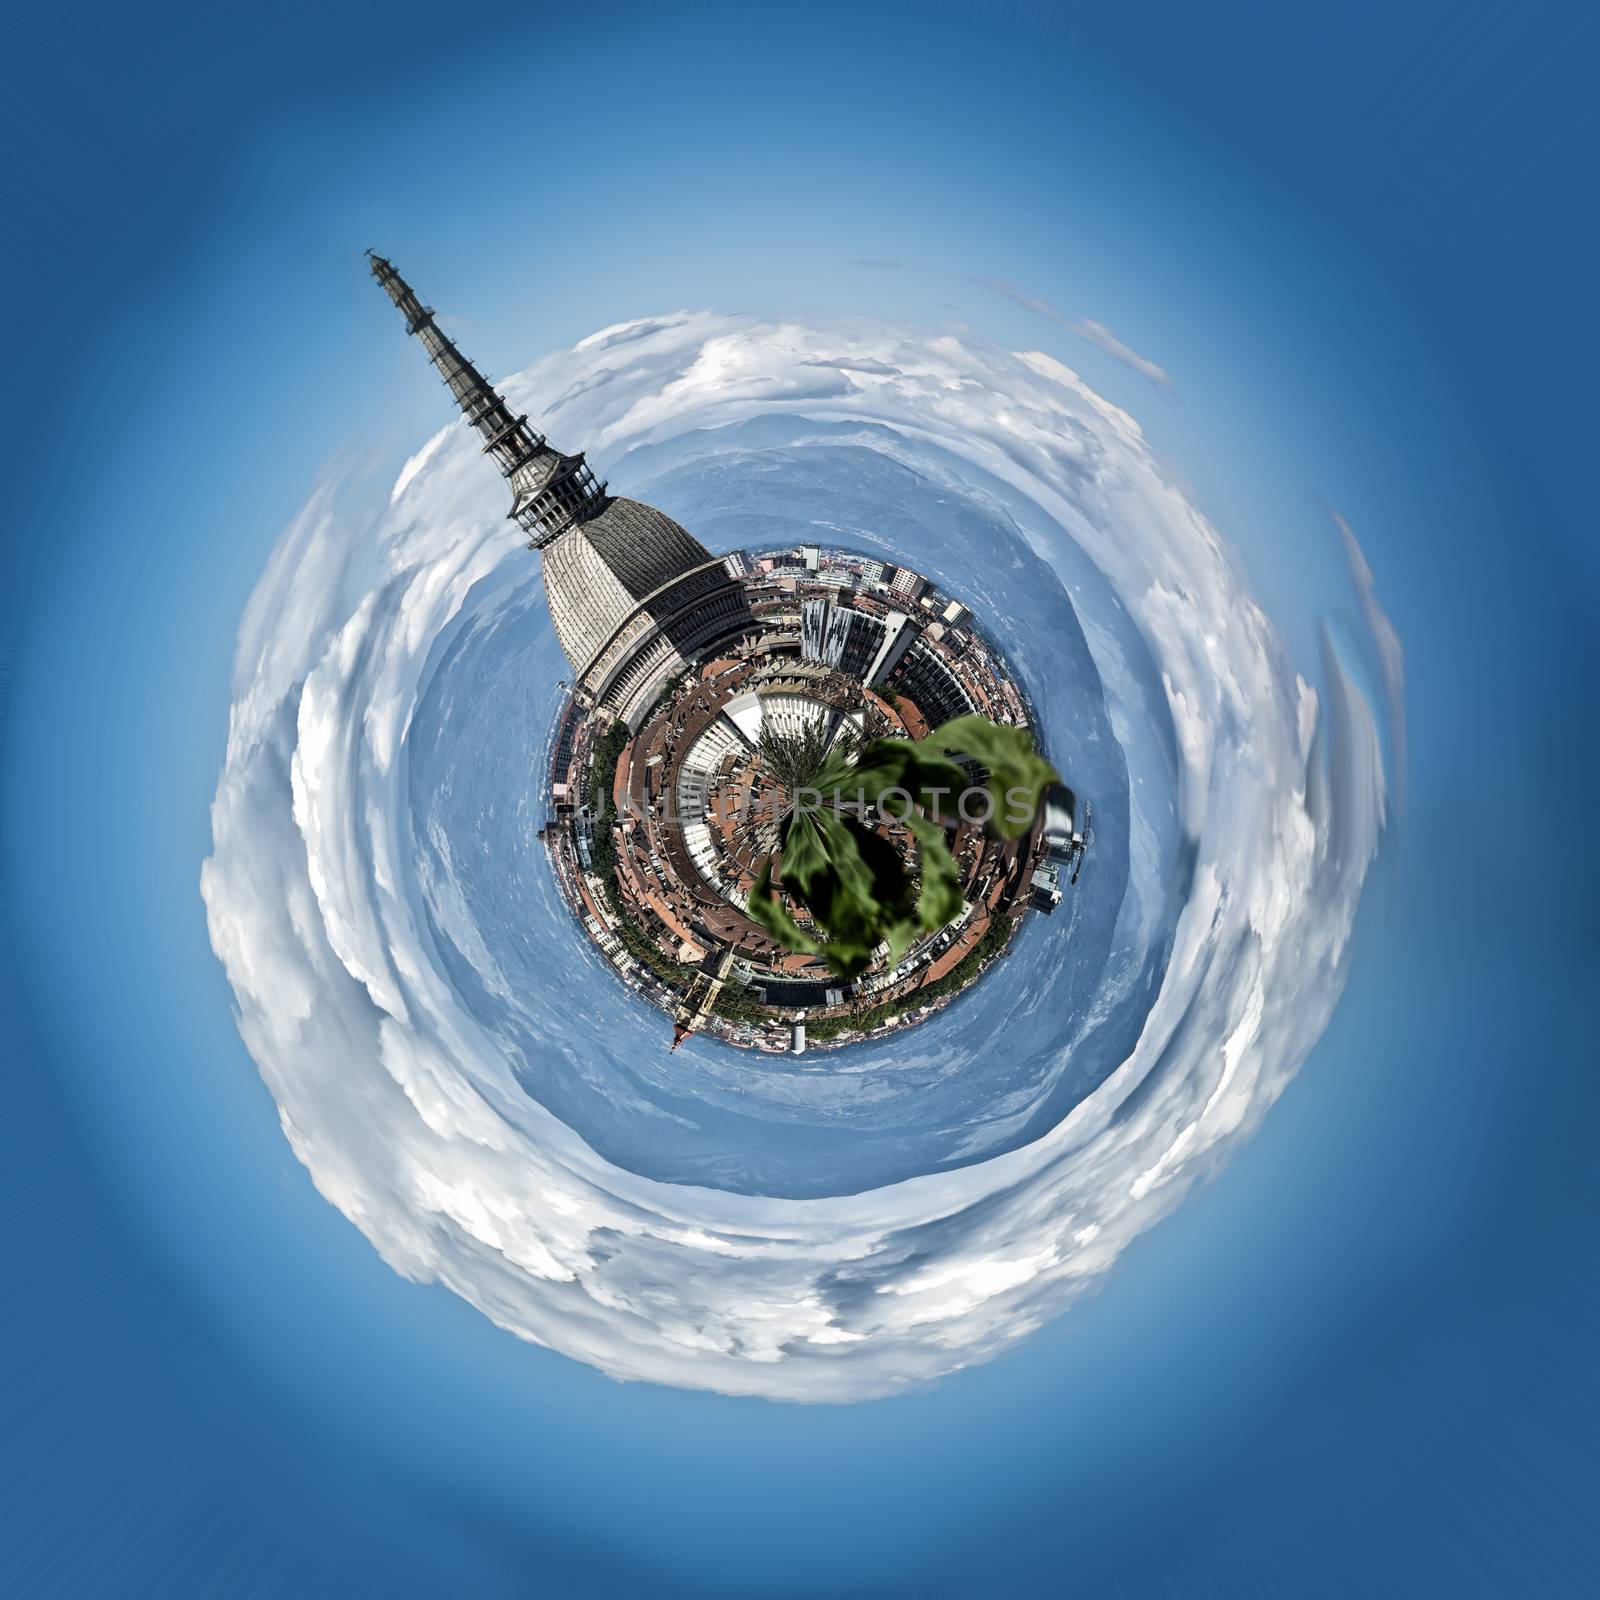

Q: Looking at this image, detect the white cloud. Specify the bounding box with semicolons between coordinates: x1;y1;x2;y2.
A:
1332;510;1406;810
391;425;449;503
200;314;1392;1401
973;277;1175;393
1070;318;1175;394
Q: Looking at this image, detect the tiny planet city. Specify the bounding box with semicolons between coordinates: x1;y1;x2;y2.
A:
371;253;1089;1056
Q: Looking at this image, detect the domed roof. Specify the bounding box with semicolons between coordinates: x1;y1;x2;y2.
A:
541;497;718;677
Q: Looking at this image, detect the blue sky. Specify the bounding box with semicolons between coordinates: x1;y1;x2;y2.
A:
3;2;1597;1594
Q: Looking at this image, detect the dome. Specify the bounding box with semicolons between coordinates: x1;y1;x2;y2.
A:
542;497;737;680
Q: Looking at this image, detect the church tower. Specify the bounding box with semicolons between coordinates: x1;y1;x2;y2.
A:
368;254;751;723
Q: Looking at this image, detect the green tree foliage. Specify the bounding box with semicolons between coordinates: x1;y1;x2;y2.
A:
711;979;767;1024
747;714;1056;979
585;720;631;877
588;720;631;815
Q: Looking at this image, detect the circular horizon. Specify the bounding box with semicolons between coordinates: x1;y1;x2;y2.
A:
201;305;1392;1396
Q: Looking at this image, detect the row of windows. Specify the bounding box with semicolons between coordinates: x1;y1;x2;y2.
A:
596;593;756;721
890;641;975;727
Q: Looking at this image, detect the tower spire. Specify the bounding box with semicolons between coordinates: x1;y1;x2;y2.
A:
367;252;608;548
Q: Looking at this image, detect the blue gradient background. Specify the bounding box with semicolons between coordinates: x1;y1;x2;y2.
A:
3;2;1596;1594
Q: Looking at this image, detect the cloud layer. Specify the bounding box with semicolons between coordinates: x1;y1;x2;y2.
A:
202;313;1392;1400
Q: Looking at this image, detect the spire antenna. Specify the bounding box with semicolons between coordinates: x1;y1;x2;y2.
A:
367;253;608;548
366;251;752;728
